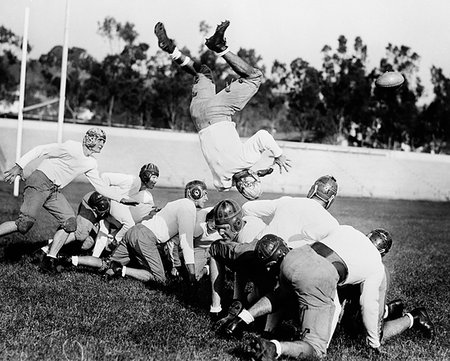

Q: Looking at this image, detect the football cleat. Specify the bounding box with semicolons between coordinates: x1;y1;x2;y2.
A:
31;248;47;264
57;255;73;270
154;22;176;53
245;336;278;361
386;299;404;320
40;256;62;274
105;260;123;281
256;168;274;178
410;308;435;339
205;20;230;53
213;300;243;334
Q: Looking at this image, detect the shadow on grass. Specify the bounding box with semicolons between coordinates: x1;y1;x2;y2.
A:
0;238;47;263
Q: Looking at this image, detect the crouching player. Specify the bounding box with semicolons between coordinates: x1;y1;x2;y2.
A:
62;180;207;286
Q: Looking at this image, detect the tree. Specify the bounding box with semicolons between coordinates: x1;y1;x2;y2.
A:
320;36;373;143
418;66;450;152
0;26;23;101
92;17;150;126
372;43;423;148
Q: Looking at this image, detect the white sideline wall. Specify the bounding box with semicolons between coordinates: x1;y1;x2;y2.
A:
1;119;449;201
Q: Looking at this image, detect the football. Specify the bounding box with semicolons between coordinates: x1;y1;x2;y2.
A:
375;71;404;88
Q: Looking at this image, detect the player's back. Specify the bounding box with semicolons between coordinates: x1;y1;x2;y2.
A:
142;198;196;242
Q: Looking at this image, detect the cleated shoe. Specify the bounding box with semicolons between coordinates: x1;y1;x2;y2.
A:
410;307;435;339
256;168;274;178
40;256;62;274
245;336;278;361
57;255;73;270
205;20;230;53
105;260;123;281
31;248;47;264
386;299;404;320
154;22;176;53
213;300;244;334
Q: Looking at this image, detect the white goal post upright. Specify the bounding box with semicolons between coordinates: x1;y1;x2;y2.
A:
57;0;70;144
13;4;30;197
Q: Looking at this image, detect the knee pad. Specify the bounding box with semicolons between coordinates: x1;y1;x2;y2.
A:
16;214;36;234
62;217;77;233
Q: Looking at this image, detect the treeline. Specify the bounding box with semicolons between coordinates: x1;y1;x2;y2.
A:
0;18;449;153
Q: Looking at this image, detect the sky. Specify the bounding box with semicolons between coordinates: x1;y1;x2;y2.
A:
1;0;449;104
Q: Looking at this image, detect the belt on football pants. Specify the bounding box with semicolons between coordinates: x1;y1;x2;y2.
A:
310;242;348;284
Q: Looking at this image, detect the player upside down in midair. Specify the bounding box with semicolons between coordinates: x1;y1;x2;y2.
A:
154;20;291;200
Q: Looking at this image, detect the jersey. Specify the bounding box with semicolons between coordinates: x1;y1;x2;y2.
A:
141;198;196;264
320;225;386;348
242;196;339;248
16;140;122;201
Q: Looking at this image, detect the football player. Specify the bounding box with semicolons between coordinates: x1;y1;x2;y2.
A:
154;20;291;200
222;225;433;360
209;176;340;326
100;163;160;245
63;180;208;285
0;128;138;273
339;229;435;346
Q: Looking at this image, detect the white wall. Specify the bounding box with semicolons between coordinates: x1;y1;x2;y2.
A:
1;119;449;201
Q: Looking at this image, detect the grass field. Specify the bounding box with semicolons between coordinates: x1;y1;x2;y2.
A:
0;181;449;361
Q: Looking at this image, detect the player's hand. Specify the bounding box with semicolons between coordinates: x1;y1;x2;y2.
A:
3;164;23;184
171;267;180;277
120;198;139;206
271;154;292;173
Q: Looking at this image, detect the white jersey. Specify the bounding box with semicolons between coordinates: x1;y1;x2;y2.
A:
142;198;196;264
237;215;267;244
242;196;339;248
194;207;220;249
198;122;282;190
16;140;122;201
321;225;386;348
101;172;155;223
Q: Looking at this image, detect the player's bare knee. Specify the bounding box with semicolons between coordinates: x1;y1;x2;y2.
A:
15;215;36;234
62;217;77;233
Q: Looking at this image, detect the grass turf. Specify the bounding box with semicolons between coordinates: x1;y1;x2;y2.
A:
0;182;449;360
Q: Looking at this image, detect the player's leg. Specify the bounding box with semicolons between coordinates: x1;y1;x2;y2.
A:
109;201;135;244
44;190;77;259
0;171;50;237
91;219;110;257
126;224;167;283
205;20;262;80
154;22;201;76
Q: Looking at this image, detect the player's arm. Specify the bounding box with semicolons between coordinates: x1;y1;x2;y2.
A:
3;143;62;183
177;204;197;282
85;168;138;205
101;172;135;189
242;199;277;218
359;266;387;349
249;130;292;173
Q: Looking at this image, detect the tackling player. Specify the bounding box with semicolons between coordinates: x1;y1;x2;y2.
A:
154;20;291;200
0;128;137;273
63;180;208;285
209;176;340;324
221;226;402;360
100;163;160;244
339;229;435;345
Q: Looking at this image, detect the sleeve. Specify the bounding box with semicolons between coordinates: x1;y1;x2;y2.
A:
101;172;135;189
84;166;124;202
359;264;387;348
166;236;181;268
242;199;277;218
16;143;63;169
176;202;196;265
245;129;283;158
301;215;340;242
